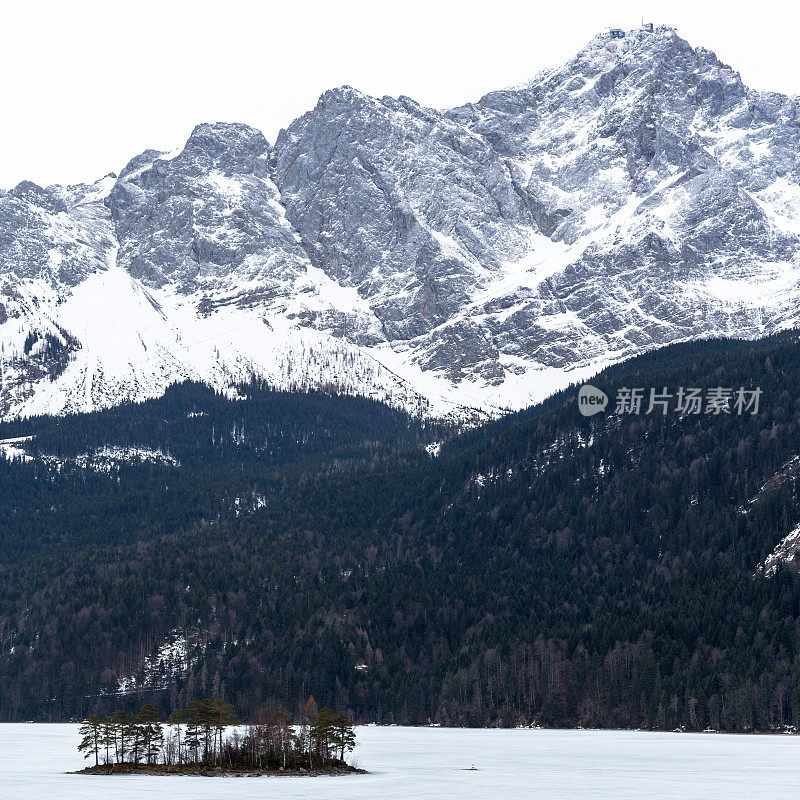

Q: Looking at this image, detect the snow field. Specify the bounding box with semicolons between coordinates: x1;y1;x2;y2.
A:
2;724;799;800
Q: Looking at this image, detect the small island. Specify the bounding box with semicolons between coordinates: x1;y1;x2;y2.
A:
73;696;364;776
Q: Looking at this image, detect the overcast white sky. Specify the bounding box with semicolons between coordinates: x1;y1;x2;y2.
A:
2;0;798;188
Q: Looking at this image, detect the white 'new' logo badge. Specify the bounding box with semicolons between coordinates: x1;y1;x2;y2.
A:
577;384;608;416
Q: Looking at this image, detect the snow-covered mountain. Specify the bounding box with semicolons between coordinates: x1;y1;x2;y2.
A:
2;25;800;420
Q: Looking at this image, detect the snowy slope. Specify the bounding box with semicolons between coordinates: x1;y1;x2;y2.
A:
0;159;439;419
0;252;437;419
2;26;800;420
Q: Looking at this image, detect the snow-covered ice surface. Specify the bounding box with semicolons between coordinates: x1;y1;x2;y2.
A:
3;724;800;799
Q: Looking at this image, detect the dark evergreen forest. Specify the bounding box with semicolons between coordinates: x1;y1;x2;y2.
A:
3;333;800;731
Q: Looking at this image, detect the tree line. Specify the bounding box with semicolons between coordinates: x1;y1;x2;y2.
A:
78;696;356;771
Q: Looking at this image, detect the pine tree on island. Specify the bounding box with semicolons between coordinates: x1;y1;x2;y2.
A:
77;716;102;766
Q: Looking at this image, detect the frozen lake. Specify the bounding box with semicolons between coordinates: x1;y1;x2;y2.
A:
1;723;798;799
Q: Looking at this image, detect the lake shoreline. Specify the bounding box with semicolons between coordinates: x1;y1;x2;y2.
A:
4;721;796;736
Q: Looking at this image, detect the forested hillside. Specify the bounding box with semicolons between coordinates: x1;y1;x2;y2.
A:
0;381;444;558
3;334;800;731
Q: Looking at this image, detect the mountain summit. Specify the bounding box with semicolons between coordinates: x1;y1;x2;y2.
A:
2;26;799;419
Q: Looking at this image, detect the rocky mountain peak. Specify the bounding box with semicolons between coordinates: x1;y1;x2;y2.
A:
274;80;534;359
314;85;373;110
181;121;271;178
106;122;303;290
2;28;800;421
540;25;744;121
118;149;168;181
8;180;66;213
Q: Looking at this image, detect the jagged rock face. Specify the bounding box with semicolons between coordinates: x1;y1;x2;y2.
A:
0;125;418;420
108;122;311;301
444;26;800;371
274;88;534;349
1;26;800;420
0;178;114;287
